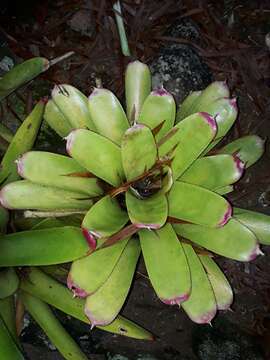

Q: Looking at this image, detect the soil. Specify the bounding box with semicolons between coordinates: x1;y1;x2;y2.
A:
0;1;270;359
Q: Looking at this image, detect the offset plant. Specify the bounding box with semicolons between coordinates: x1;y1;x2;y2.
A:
0;59;269;356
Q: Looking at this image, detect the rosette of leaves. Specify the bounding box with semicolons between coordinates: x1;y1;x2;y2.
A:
0;58;153;360
0;60;269;341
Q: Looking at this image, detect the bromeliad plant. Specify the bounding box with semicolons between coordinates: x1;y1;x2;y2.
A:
0;58;153;360
0;60;270;339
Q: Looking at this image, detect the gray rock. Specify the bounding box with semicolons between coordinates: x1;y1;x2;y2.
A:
150;18;212;104
68;9;95;37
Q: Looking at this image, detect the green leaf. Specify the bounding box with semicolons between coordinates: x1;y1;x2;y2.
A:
201;97;238;154
139;89;176;141
66;129;125;186
176;90;202;123
174;218;260;261
126;190;168;229
0;227;90;266
82;195;129;248
68;238;129;297
181;244;216;324
199;255;233;310
180;154;244;190
0;316;24;359
17;151;103;196
121;124;157;181
139;224;190;304
0;297;18;347
21;291;88;360
52;84;95;130
159;112;217;180
0;268;19;299
88;88;129;145
0;180;92;211
0;101;45;185
125;61;151;123
20;268;153;339
168;181;231;227
234;207;270;245
0;57;49;101
184;81;230;116
218;135;265;168
44;99;73;137
215;185;234;195
84;238;140;326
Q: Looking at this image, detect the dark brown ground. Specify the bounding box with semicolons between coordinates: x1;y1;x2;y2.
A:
1;1;270;359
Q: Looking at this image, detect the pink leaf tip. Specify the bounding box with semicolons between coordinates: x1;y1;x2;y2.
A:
81;227;97;250
218;203;232;227
199;112;217;134
67;274;89;298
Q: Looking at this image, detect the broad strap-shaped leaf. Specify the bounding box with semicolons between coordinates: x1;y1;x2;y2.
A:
201;97;238;154
20;268;153;339
218;135;265;168
0;316;24;360
199;255;233;310
139;224;190;305
126;190;168;229
0;268;19;299
17;151;103;196
44;99;73;137
0;101;44;185
88;88;129;145
0;297;18;347
84;238;140;326
174;218;260;261
176;90;202;122
82;195;129;249
21;291;88;360
139;89;175;141
185;81;230;115
66;129;125;186
0;57;49;101
234;207;270;245
159;112;217;180
0;227;90;266
180;154;244;190
0;180;92;211
168;181;231;227
125;61;151;123
181;244;217;324
68;238;129;297
121;124;157;181
52;84;95;130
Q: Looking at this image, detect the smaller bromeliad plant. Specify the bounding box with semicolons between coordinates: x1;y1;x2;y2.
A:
0;60;269;345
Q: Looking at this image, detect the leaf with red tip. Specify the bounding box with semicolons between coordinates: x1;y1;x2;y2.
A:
234;207;270;245
66;129;125;186
84;238;140;326
159;112;217;180
199;255;233;310
0;180;92;211
181;244;217;324
180;154;244;190
139;224;190;305
139;89;176;141
121;124;157;181
126;190;168;229
82;195;129;248
68;237;129;297
218;135;265;168
174;218;259;262
201;97;238;154
168;182;231;227
17;151;103;197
